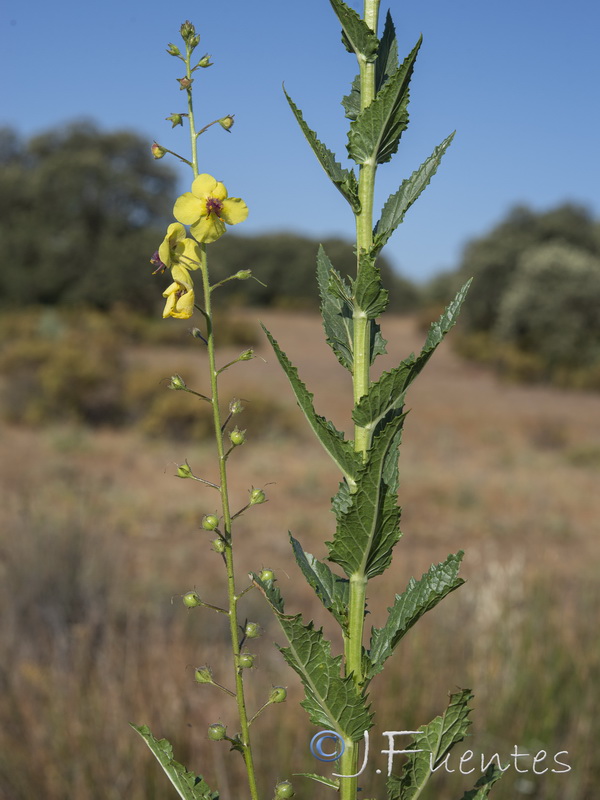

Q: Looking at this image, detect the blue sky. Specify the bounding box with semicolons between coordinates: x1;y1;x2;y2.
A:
2;0;599;282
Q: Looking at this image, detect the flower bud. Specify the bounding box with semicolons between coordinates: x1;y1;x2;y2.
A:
269;686;287;704
244;622;261;639
178;76;193;90
176;461;193;479
259;568;275;582
239;349;254;361
274;780;295;799
197;54;213;68
249;488;266;506
218;115;235;132
180;20;196;42
194;666;213;684
168;374;187;390
189;34;201;50
229;427;246;447
212;538;226;554
166;113;184;128
238;652;255;669
151;142;167;159
166;42;181;57
234;269;252;280
191;327;208;344
229;398;244;415
182;591;202;608
207;722;226;741
202;514;219;531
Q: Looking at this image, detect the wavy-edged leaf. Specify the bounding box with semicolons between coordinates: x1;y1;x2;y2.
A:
251;571;285;613
353;251;389;318
130;725;219;800
373;132;455;253
353;280;471;434
329;0;378;61
368;552;465;679
347;37;421;166
317;246;354;372
262;324;361;483
327;413;405;579
254;591;372;741
290;533;349;628
285;89;360;212
387;689;473;800
458;765;504;800
342;11;399;121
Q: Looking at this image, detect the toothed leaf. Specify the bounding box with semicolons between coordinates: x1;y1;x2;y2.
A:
290;533;349;628
317;246;354;371
329;0;378;61
368;552;465;679
347;37;421;166
373;132;455;253
458;765;505;800
130;725;219;800
285;89;360;212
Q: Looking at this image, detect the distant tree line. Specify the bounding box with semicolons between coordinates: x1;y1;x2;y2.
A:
431;204;600;387
0;122;418;314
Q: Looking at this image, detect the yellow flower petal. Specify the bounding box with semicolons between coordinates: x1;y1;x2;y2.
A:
158;222;187;266
181;238;202;270
171;264;193;289
191;214;226;244
174;192;203;225
221;197;249;226
191;174;220;199
162;279;195;319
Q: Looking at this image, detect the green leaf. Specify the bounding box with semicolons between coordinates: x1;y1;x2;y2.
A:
367;552;465;679
284;89;360;212
262;324;361;483
260;606;373;741
327;414;406;579
373;132;455;253
317;246;354;372
130;725;219;800
329;0;379;61
353;280;472;435
458;765;505;800
292;773;340;790
342;11;398;121
290;533;349;628
386;690;473;800
353;251;389;318
347;37;421;166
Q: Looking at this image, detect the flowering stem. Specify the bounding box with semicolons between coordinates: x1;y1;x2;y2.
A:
184;46;199;178
198;247;260;800
341;1;381;797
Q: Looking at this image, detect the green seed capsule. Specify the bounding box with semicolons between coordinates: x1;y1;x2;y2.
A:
212;538;226;554
194;666;213;684
259;568;275;583
244;622;261;639
207;723;226;741
274;780;295;799
238;652;255;669
182;591;202;608
249;488;266;505
268;686;287;704
229;427;246;446
202;514;219;531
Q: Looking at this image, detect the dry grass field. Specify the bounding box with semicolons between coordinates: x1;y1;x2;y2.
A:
1;309;599;800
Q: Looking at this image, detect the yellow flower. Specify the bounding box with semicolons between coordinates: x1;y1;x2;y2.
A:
162;264;195;319
173;173;248;244
158;222;202;270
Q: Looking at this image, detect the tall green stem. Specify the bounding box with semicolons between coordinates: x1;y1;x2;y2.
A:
186;43;259;799
199;252;260;800
341;2;381;798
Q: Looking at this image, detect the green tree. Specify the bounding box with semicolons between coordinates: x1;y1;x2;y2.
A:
0;122;176;310
495;242;600;371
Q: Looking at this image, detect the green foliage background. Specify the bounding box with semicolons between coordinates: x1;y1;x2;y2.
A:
0;122;417;314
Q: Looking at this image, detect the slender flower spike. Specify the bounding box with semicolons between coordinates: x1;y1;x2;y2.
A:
174;174;248;244
158;222;201;271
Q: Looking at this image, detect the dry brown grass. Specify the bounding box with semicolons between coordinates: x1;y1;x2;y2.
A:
1;310;599;799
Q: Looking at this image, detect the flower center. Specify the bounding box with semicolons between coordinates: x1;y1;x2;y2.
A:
205;196;223;217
